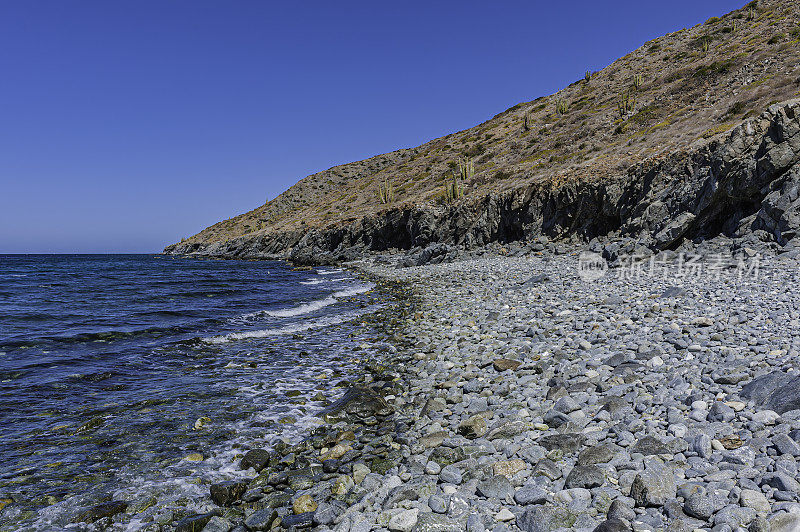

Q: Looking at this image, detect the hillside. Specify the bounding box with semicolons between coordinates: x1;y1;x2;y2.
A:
165;0;800;262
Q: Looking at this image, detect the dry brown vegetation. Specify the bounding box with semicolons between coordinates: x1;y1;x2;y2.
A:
177;0;800;247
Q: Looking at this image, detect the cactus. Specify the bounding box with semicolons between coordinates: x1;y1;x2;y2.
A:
556;99;569;115
458;158;474;181
633;73;644;90
701;36;711;53
584;70;591;82
444;158;473;202
618;92;636;117
377;178;394;204
522;113;530;132
746;7;755;20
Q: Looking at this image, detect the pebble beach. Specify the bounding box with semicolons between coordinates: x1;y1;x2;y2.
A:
100;246;800;532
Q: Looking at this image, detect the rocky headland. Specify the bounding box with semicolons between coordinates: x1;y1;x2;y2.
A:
166;99;800;269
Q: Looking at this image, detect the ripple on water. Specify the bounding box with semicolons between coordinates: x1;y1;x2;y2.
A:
0;255;385;531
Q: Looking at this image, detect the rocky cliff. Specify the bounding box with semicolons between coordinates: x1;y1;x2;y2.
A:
165;0;800;264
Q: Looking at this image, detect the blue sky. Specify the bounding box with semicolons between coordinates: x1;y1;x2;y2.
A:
0;0;743;253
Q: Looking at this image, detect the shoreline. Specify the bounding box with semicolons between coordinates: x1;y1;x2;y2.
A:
42;265;418;532
0;260;409;532
53;249;800;531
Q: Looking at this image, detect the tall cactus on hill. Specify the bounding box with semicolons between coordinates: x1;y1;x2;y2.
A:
445;158;473;202
377;178;394;204
618;91;636;117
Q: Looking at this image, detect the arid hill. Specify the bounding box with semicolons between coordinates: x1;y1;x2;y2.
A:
165;0;800;262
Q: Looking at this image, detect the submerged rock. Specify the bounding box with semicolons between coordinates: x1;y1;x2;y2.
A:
75;500;128;523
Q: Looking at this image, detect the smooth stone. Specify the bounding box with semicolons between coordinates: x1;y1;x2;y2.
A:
514;485;548;505
388;508;419;532
477;475;513;500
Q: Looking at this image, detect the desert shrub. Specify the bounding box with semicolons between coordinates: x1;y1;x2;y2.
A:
630;105;660;124
693;58;735;78
768;33;786;45
462;143;486;157
691;35;713;51
701;123;735;139
726;100;748;116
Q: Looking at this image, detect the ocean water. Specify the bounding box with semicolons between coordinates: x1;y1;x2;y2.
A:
0;254;383;530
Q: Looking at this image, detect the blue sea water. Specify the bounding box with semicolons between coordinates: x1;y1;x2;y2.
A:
0;254;381;530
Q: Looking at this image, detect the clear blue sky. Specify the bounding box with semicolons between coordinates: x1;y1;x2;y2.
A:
0;0;743;253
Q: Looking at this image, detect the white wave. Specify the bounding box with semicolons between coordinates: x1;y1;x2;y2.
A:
205;314;350;344
230;280;373;325
299;278;326;285
249;283;373;319
316;268;343;275
265;296;337;317
333;283;374;298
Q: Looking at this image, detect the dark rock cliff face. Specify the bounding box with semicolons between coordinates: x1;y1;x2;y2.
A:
165;100;800;265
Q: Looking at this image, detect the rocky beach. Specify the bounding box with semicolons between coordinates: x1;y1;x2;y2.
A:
6;1;800;530
98;243;800;532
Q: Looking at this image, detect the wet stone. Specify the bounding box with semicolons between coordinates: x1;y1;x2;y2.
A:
243;508;279;531
240;449;272;472
75;501;129;523
210;480;248;506
175;511;219;532
201;516;233;532
282;511;314;529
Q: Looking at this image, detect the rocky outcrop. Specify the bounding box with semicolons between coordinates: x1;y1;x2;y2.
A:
165;100;800;264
